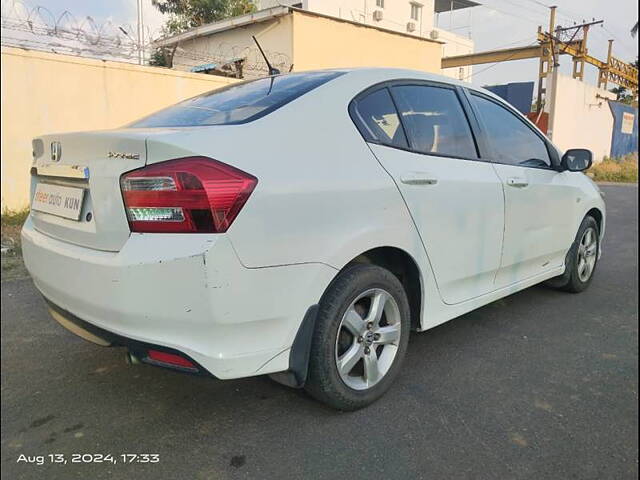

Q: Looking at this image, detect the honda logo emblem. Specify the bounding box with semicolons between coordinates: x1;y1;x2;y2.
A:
50;141;62;162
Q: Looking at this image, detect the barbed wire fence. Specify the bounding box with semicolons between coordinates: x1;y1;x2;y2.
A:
170;42;292;76
1;0;291;76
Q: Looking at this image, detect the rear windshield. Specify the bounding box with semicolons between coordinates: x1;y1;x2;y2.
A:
130;71;345;127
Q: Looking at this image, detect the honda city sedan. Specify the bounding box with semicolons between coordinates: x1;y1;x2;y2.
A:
23;68;605;410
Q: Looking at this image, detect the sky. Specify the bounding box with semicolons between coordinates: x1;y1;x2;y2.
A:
1;0;167;38
444;0;639;87
3;0;638;88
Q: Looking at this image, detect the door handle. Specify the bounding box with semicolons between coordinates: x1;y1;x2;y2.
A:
506;177;529;188
400;173;438;186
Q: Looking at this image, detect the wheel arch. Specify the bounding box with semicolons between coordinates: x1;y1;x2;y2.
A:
270;245;424;390
341;246;424;331
585;207;604;235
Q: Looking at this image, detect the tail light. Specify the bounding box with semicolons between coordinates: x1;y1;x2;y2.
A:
120;157;257;233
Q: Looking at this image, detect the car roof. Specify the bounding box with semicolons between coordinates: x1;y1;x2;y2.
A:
290;67;499;102
346;67;465;83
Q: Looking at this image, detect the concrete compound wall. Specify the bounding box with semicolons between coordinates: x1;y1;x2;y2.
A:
1;47;237;210
548;73;616;162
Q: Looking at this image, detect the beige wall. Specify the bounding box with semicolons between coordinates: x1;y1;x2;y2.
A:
257;2;468;80
548;73;616;162
2;12;443;210
291;10;442;72
1;47;237;210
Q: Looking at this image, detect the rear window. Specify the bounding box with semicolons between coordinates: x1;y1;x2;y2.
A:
130;71;345;127
352;88;409;149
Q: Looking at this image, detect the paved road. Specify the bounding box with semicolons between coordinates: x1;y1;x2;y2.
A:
2;185;637;480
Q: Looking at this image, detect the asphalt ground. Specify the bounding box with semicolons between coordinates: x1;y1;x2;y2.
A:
1;184;637;480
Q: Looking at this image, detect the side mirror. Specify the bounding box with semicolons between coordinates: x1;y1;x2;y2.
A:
561;149;593;172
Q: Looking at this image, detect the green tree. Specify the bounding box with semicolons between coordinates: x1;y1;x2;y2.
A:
152;0;255;27
149;0;256;67
610;86;636;105
609;56;638;106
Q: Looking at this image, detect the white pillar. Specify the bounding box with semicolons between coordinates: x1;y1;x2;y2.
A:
547;66;560;141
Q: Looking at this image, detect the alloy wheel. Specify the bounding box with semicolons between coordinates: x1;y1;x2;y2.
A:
334;288;402;390
577;226;598;282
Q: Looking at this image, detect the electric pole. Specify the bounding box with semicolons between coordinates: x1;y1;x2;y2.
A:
136;0;145;65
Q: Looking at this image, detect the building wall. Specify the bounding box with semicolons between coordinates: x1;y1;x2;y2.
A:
291;10;442;72
257;0;471;80
259;0;436;31
433;27;473;80
548;73;616;162
1;47;237;210
170;10;442;76
170;14;294;77
304;0;436;36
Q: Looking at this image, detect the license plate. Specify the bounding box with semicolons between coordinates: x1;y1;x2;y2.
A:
32;183;85;221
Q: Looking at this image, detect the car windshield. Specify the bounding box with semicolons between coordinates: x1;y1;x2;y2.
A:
129;71;346;127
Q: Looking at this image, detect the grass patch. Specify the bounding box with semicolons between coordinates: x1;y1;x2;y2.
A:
588;153;638;183
1;208;30;281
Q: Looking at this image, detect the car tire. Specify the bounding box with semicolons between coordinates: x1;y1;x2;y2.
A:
305;264;411;411
547;215;600;293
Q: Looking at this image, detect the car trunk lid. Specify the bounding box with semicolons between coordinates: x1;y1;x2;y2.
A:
30;129;157;251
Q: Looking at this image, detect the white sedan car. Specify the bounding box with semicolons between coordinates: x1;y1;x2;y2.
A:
23;68;605;410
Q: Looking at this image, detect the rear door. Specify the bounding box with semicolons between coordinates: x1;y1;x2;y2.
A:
466;91;577;287
352;82;505;305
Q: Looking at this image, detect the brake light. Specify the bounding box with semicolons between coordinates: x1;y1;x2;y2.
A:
120;157;257;233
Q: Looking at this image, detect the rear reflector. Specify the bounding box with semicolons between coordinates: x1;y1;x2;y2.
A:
120;157;257;233
147;350;197;369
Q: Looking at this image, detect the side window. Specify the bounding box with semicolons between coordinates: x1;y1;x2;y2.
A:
391;85;478;159
353;88;408;149
470;94;551;168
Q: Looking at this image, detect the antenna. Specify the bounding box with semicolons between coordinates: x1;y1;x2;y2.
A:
252;35;280;76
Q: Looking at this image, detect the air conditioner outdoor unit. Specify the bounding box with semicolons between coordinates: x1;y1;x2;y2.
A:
406;22;416;32
429;29;439;39
373;10;384;21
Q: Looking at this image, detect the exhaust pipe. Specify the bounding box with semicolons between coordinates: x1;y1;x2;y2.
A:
125;351;142;365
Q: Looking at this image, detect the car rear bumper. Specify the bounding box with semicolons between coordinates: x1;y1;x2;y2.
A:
44;298;211;375
22;217;337;379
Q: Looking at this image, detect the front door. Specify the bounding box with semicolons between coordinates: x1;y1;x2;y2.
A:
467;92;577;287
